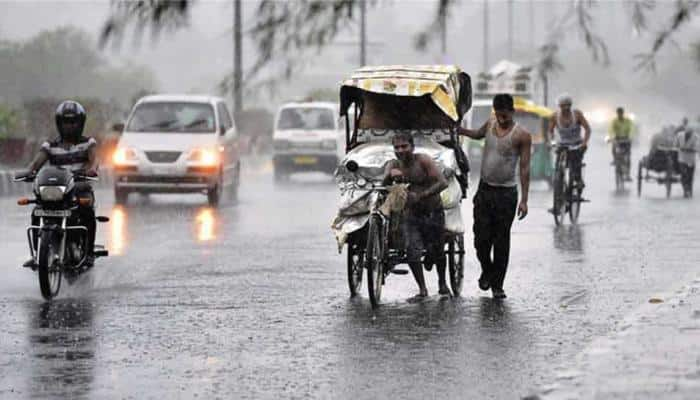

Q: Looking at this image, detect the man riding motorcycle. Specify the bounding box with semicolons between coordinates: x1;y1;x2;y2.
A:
609;107;634;181
22;100;99;268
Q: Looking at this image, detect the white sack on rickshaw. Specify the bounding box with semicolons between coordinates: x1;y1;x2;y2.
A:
378;183;409;216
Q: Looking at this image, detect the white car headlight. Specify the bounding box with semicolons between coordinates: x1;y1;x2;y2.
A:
113;147;138;165
188;147;221;166
39;186;66;201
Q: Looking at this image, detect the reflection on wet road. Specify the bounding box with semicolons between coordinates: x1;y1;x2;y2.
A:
195;208;216;242
1;149;699;399
27;299;96;399
109;207;126;256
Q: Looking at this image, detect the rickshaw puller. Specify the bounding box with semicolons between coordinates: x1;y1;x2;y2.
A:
383;132;449;298
675;127;699;198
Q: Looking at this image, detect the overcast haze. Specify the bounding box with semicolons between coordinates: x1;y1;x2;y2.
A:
1;0;699;129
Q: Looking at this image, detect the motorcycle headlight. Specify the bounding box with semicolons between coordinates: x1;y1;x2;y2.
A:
39;186;66;201
357;177;367;187
188;147;220;166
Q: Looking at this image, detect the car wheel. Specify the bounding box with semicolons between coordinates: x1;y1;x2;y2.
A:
207;173;222;207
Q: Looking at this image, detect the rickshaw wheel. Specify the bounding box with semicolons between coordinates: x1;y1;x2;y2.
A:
346;241;363;297
366;215;384;308
447;234;465;297
637;161;643;197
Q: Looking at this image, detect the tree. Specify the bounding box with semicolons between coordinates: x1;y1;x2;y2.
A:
99;0;700;93
0;27;158;106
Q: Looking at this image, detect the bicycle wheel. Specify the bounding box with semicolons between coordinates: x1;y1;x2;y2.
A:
615;160;624;191
637;161;643;197
346;241;363;298
665;157;673;199
365;215;384;308
552;157;567;225
447;234;465;297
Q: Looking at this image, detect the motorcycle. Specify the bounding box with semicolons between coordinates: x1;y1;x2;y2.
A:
14;166;109;300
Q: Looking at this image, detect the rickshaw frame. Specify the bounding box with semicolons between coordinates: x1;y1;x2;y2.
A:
335;65;471;307
637;146;682;198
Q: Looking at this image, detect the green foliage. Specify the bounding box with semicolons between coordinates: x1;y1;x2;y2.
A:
0;104;21;139
0;26;158;107
305;88;338;102
22;98;120;140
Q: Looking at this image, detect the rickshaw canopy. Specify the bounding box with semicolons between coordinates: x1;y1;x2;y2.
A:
513;96;553;118
340;65;472;128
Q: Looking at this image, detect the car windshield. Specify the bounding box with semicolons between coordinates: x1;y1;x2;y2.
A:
127;102;216;133
277;107;335;130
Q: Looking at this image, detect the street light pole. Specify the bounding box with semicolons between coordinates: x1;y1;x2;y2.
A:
508;0;513;59
233;0;242;117
360;0;367;66
483;0;489;71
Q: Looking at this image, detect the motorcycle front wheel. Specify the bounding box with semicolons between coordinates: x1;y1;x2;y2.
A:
38;233;62;300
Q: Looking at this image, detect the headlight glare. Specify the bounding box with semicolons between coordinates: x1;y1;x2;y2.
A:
113;147;138;165
188;148;220;166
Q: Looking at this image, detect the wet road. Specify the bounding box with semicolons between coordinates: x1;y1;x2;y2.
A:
1;146;699;399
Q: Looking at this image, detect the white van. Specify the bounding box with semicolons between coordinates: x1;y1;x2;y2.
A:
112;95;241;206
272;101;344;182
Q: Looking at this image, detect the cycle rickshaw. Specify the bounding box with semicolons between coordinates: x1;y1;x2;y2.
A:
637;145;681;198
331;65;472;308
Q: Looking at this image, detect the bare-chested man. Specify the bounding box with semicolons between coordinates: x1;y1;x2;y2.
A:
457;93;531;299
383;132;448;299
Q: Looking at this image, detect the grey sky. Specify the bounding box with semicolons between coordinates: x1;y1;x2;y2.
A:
1;0;698;126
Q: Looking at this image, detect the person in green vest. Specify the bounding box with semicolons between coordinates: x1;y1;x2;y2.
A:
609;107;635;180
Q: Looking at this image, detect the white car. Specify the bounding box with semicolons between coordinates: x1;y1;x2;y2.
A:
272;101;344;182
112;95;241;206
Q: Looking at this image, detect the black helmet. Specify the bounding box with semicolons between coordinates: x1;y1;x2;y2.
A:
55;100;86;141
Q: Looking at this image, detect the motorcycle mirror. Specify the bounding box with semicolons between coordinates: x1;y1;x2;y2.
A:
345;160;359;173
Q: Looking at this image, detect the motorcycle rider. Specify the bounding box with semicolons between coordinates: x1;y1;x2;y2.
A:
22;100;99;268
547;94;591;189
383;132;449;298
609;107;634;180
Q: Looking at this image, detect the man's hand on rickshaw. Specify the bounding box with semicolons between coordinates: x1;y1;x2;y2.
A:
389;168;404;179
517;201;528;220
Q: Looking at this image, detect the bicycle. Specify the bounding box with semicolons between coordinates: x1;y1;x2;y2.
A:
551;143;586;225
612;139;631;191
